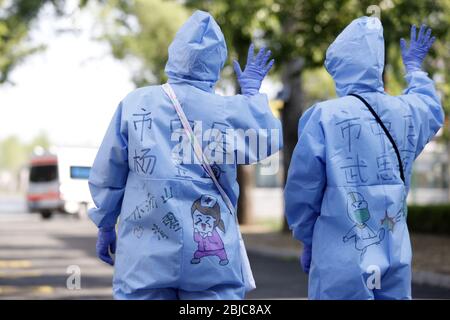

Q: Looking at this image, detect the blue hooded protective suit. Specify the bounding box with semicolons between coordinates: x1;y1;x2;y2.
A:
284;17;443;300
88;10;282;300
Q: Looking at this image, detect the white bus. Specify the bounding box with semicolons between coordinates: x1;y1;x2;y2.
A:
26;147;97;219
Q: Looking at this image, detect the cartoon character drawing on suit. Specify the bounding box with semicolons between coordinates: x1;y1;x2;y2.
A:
190;195;229;266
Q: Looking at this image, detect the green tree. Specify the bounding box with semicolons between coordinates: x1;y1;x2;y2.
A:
97;1;261;223
0;132;51;172
27;131;51;154
185;0;356;226
186;0;450;228
0;136;27;171
98;0;188;86
362;0;450;200
0;0;64;83
0;0;93;84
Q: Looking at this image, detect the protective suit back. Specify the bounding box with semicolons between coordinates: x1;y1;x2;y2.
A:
285;17;443;299
89;10;282;299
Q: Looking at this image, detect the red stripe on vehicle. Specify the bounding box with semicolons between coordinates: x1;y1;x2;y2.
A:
27;192;60;201
30;157;57;166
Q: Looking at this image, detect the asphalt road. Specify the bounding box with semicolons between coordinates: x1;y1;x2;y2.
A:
1;196;449;300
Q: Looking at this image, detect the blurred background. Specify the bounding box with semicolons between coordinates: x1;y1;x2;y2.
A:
0;0;449;299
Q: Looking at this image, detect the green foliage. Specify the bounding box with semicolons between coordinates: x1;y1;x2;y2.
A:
302;68;335;106
0;132;51;172
187;0;450;137
1;0;43;83
98;0;189;86
2;0;450;106
186;0;449;77
28;131;51;151
408;205;450;235
0;136;27;171
370;0;450;139
0;0;67;83
186;0;352;69
0;0;95;84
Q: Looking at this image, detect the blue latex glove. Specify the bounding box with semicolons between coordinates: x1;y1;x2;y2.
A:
300;245;312;274
96;226;116;266
233;44;274;96
400;24;436;73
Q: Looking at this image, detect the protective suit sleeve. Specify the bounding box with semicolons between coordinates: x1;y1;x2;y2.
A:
88;102;129;228
399;70;444;158
225;93;282;164
284;106;326;248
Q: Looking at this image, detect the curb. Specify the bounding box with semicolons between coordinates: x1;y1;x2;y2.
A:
247;246;299;260
412;270;450;289
246;245;450;289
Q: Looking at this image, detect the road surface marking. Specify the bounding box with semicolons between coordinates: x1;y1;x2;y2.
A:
0;260;32;268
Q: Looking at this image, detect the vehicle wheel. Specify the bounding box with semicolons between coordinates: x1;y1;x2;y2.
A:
40;210;53;220
76;203;88;220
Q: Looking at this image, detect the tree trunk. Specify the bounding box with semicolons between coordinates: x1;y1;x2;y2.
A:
447;135;450;202
237;165;254;225
234;43;255;226
280;58;305;232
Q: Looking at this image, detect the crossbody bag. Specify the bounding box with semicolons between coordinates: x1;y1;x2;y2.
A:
162;83;256;292
349;93;405;183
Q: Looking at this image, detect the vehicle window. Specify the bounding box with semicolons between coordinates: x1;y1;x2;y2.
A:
70;166;91;180
29;165;58;182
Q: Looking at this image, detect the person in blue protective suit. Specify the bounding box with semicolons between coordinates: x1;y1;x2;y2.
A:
284;17;443;300
88;10;281;300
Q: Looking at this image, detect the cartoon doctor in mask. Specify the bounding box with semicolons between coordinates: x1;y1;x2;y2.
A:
343;192;385;256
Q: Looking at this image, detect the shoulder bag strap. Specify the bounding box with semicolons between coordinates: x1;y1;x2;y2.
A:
348;93;405;183
162;83;236;215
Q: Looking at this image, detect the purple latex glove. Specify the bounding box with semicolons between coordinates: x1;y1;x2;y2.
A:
400;24;436;73
233;44;275;96
96;226;116;266
301;245;312;274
